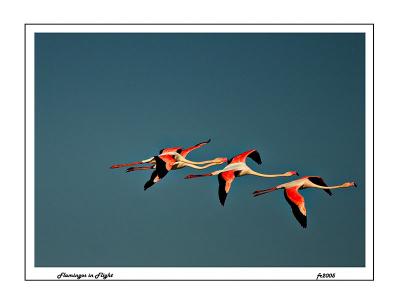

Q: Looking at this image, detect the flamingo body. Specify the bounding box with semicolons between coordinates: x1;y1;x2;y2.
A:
253;176;357;228
185;149;298;206
111;139;227;190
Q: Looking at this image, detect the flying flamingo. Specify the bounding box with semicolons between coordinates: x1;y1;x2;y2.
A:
143;153;227;190
110;139;227;190
184;149;298;206
110;139;212;170
252;176;357;228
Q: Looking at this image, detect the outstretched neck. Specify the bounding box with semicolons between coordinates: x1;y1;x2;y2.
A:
248;169;292;178
310;183;353;190
175;153;220;165
194;159;220;165
189;162;223;170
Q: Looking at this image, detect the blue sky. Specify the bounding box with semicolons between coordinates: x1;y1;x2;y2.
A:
35;33;365;266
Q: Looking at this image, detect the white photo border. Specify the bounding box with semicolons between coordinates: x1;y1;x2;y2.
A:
25;23;374;281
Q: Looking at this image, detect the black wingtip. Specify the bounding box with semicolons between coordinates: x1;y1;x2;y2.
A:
218;181;228;206
144;181;152;190
219;192;227;206
299;215;307;228
199;138;211;145
249;150;262;165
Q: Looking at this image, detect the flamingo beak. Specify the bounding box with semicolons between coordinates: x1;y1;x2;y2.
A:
354;182;357;187
295;172;299;176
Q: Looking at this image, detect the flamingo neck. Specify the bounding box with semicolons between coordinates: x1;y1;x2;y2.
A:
194;159;220;165
195;162;223;170
313;183;350;190
175;153;219;165
248;169;289;178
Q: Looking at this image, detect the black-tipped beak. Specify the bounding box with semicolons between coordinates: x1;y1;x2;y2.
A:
296;172;299;176
354;182;357;187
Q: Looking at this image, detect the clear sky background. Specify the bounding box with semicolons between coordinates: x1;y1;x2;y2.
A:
35;33;365;267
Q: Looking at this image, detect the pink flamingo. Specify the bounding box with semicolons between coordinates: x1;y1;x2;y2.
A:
110;139;212;170
110;139;226;190
185;149;298;206
253;176;357;228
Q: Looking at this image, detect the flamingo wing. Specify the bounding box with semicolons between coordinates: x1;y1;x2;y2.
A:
217;170;236;206
180;139;211;157
159;147;182;155
143;155;176;190
155;155;176;171
284;186;307;228
144;170;162;190
228;149;262;165
307;176;332;196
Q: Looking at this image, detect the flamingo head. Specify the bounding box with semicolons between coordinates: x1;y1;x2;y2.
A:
286;171;299;176
344;181;357;188
214;157;228;164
